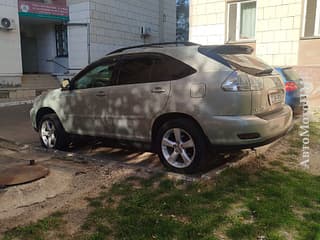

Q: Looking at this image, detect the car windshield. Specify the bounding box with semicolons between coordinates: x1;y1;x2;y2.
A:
282;68;300;82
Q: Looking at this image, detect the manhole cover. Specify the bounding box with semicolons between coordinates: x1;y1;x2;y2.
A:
0;162;49;188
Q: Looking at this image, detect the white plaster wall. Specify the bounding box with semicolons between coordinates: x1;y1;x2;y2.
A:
0;0;22;86
68;1;90;72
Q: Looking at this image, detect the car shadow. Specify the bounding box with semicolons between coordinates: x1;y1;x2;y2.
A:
64;136;248;175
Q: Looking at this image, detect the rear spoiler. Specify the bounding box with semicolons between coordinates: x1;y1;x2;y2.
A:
198;45;254;55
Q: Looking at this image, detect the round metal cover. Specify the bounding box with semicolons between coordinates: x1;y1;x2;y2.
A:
0;164;49;187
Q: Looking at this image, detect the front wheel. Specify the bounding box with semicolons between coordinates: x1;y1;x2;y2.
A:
155;119;208;173
39;114;70;150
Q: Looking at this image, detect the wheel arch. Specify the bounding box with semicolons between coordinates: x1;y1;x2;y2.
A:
36;107;56;129
151;112;207;150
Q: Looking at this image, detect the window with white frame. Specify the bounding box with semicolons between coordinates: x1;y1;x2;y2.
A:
227;0;257;42
303;0;320;37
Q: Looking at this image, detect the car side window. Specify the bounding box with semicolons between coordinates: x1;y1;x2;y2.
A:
151;55;196;82
73;61;117;89
117;53;196;85
118;56;153;85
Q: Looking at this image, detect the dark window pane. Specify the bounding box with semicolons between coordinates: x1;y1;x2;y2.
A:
74;62;117;89
228;3;237;41
118;57;153;85
305;0;317;37
151;55;196;81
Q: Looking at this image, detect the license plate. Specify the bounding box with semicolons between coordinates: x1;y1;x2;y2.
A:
269;92;284;105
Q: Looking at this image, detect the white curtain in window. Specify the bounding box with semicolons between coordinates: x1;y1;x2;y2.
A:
240;2;256;39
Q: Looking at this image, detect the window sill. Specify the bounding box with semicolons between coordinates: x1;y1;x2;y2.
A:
300;36;320;40
225;40;256;44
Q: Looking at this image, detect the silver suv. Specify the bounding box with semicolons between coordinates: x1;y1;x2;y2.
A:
30;43;293;173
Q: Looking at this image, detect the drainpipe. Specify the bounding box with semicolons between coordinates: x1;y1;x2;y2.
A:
159;0;164;42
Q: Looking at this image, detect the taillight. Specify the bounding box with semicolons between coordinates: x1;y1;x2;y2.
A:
222;71;264;92
285;82;298;92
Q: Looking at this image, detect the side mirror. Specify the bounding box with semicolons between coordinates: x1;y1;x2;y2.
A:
61;79;71;90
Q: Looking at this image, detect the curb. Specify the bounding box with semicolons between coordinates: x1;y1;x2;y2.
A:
0;99;34;108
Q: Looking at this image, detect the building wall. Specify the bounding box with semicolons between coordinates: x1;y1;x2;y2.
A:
89;0;176;61
189;0;304;66
255;0;303;66
68;1;90;71
67;0;176;68
189;0;225;45
0;0;22;87
298;38;320;66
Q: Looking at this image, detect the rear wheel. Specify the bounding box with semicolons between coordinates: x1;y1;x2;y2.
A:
156;119;208;173
39;114;70;150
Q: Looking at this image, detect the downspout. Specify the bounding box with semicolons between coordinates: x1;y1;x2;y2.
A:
159;0;164;42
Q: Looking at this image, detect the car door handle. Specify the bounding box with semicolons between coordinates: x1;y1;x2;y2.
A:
96;91;106;97
151;87;166;93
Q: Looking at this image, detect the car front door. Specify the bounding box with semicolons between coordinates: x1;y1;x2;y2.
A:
108;53;171;141
60;58;118;136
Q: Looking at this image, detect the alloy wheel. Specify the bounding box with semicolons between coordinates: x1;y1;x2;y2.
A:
40;120;57;148
161;128;196;168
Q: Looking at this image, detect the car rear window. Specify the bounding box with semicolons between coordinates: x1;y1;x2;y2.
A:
118;53;196;85
282;68;300;82
199;46;273;76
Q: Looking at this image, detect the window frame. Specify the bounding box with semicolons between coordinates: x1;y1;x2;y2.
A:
226;0;257;43
55;24;68;58
302;0;320;37
315;0;320;36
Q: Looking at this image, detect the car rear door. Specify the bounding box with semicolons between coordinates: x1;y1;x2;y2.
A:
108;53;171;141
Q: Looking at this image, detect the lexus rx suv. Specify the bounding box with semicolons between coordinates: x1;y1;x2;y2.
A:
30;42;293;173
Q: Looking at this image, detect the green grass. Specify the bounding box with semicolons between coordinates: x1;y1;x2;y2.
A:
79;166;320;240
3;212;65;240
3;166;320;240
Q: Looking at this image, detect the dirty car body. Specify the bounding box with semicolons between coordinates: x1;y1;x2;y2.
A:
30;43;293;173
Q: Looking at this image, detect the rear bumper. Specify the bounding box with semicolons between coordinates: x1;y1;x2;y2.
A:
202;105;293;149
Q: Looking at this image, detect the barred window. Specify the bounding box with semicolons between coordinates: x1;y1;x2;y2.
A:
55;25;68;57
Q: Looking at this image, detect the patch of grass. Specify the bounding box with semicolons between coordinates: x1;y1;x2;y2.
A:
310;122;320;144
3;212;65;240
75;165;320;240
4;165;320;240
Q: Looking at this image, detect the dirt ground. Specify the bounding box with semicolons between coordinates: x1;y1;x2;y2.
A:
0;140;152;235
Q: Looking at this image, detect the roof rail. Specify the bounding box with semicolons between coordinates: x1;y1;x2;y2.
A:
107;42;199;55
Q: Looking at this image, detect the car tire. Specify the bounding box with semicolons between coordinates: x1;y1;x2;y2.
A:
155;119;208;174
39;113;70;150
